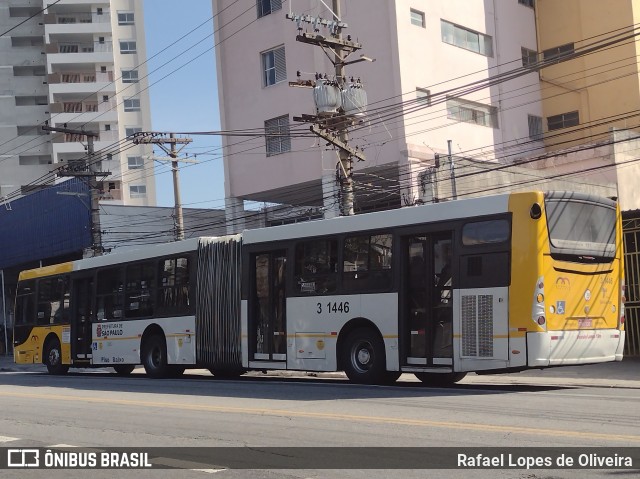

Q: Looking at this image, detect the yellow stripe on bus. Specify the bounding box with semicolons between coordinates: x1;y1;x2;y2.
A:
19;262;73;280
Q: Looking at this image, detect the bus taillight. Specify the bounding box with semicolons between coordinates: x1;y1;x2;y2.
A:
532;276;546;330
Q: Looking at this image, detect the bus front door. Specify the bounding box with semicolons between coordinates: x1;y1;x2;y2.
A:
404;235;453;367
251;251;287;363
71;275;94;363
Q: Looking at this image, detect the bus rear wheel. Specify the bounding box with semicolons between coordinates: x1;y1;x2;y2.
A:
414;372;466;386
44;338;69;375
342;327;387;385
142;335;170;379
113;365;136;376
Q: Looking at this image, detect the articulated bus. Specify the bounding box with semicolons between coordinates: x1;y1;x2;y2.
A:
13;191;625;385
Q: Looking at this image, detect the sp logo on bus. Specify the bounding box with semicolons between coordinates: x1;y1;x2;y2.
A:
555;277;571;290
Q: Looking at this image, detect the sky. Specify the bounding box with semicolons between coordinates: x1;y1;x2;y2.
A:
143;0;224;209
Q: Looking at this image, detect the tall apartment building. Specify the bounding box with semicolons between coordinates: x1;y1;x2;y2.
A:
0;0;155;205
536;0;640;151
213;0;545;228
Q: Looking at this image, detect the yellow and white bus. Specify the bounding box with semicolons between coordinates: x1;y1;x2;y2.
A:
13;191;625;384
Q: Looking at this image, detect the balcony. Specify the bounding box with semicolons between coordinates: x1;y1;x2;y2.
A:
44;12;112;35
52;130;117;142
48;70;116;94
44;12;111;25
46;41;114;65
48;71;114;84
46;41;113;54
49;98;118;123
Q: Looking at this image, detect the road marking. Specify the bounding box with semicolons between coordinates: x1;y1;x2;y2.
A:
0;436;19;443
152;457;225;473
1;390;639;443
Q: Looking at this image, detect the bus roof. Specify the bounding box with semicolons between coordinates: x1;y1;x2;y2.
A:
243;192;512;245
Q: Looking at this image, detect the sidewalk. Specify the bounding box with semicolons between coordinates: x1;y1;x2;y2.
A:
1;353;638;388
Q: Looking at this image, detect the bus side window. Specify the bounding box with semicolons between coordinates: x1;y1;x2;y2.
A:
158;256;190;316
343;233;392;292
125;261;155;319
35;276;69;325
294;240;337;295
97;267;124;320
15;280;35;326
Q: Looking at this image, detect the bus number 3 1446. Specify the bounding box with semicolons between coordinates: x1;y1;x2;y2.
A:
317;302;350;314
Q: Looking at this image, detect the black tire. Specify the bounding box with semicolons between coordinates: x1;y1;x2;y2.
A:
113;365;136;376
342;327;387;384
208;368;245;379
44;337;69;375
414;372;467;386
141;334;170;379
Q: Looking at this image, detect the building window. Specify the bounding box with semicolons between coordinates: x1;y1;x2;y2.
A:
122;69;139;83
257;0;282;19
119;41;137;54
521;47;537;68
518;0;535;8
416;88;431;106
447;97;498;128
528;114;543;140
118;12;135;25
441;20;493;57
126;127;142;137
123;98;140;111
410;9;425;28
129;185;147;198
547;111;579;131
128;156;144;169
261;46;286;87
264;115;291;156
542;43;574;61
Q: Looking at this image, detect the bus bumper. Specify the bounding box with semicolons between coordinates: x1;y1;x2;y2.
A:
527;329;624;367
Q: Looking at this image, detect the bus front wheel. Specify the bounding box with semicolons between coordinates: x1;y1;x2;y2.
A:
44;338;69;375
414;372;466;386
142;335;170;379
342;327;387;385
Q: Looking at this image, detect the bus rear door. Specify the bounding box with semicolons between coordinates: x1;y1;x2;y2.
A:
403;234;454;367
249;250;288;364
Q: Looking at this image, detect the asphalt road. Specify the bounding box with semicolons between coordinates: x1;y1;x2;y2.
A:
0;367;639;479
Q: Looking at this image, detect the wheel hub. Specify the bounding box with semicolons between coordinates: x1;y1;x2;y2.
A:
357;347;371;365
49;348;60;365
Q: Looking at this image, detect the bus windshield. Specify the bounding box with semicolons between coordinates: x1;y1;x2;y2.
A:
545;194;616;261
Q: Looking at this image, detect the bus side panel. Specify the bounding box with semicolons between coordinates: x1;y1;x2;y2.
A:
14;326;71;365
285;293;398;373
92;317;196;366
454;287;509;372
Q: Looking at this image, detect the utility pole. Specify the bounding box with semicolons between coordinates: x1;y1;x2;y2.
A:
44;124;110;257
447;140;457;200
288;0;369;216
134;133;194;241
